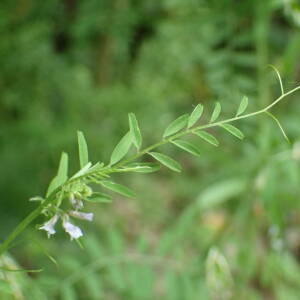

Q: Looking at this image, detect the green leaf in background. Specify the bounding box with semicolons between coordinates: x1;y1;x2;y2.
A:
236;96;248;116
61;284;76;300
149;152;182;172
171;140;201;156
0;280;12;294
197;178;247;209
110;131;133;165
100;180;136;198
210;102;221;123
205;247;233;292
163;114;189;138
85;192;112;203
220;124;244;140
77;131;89;168
188;104;204;128
121;162;160;173
128;113;142;149
194;130;219;146
46;152;68;197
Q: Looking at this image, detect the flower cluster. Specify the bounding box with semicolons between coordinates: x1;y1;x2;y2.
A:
39;195;93;240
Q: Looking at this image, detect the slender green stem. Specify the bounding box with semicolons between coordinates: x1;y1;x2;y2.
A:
0;206;43;255
1;85;300;257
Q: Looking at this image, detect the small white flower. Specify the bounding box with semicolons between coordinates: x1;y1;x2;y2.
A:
62;216;83;240
69;210;94;221
69;195;83;210
39;214;59;238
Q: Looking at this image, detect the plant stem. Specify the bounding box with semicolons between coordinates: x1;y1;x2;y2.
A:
0;206;43;255
1;85;300;257
115;85;300;168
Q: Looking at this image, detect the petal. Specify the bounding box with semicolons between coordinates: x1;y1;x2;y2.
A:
39;214;59;238
69;196;83;210
62;217;83;240
69;210;94;221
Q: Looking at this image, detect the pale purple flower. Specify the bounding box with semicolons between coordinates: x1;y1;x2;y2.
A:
39;214;59;238
69;210;94;221
62;216;83;240
69;195;83;210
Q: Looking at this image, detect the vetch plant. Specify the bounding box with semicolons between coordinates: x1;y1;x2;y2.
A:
0;70;300;262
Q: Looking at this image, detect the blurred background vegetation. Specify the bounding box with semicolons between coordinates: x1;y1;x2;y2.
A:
1;0;300;299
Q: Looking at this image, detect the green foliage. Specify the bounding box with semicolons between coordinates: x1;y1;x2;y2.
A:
210;102;222;123
265;111;290;142
46;152;68;197
2;1;300;299
163;114;189;138
120;162;160;173
77;131;89;169
236;96;249;117
110;132;133;166
128;113;142;150
149;152;182;173
188;104;204;128
171;140;201;156
100;181;136;198
220;124;244;140
85;192;112;204
194;130;219;147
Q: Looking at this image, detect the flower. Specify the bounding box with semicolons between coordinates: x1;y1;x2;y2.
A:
62;215;83;240
39;214;59;238
69;195;83;210
69;210;93;221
